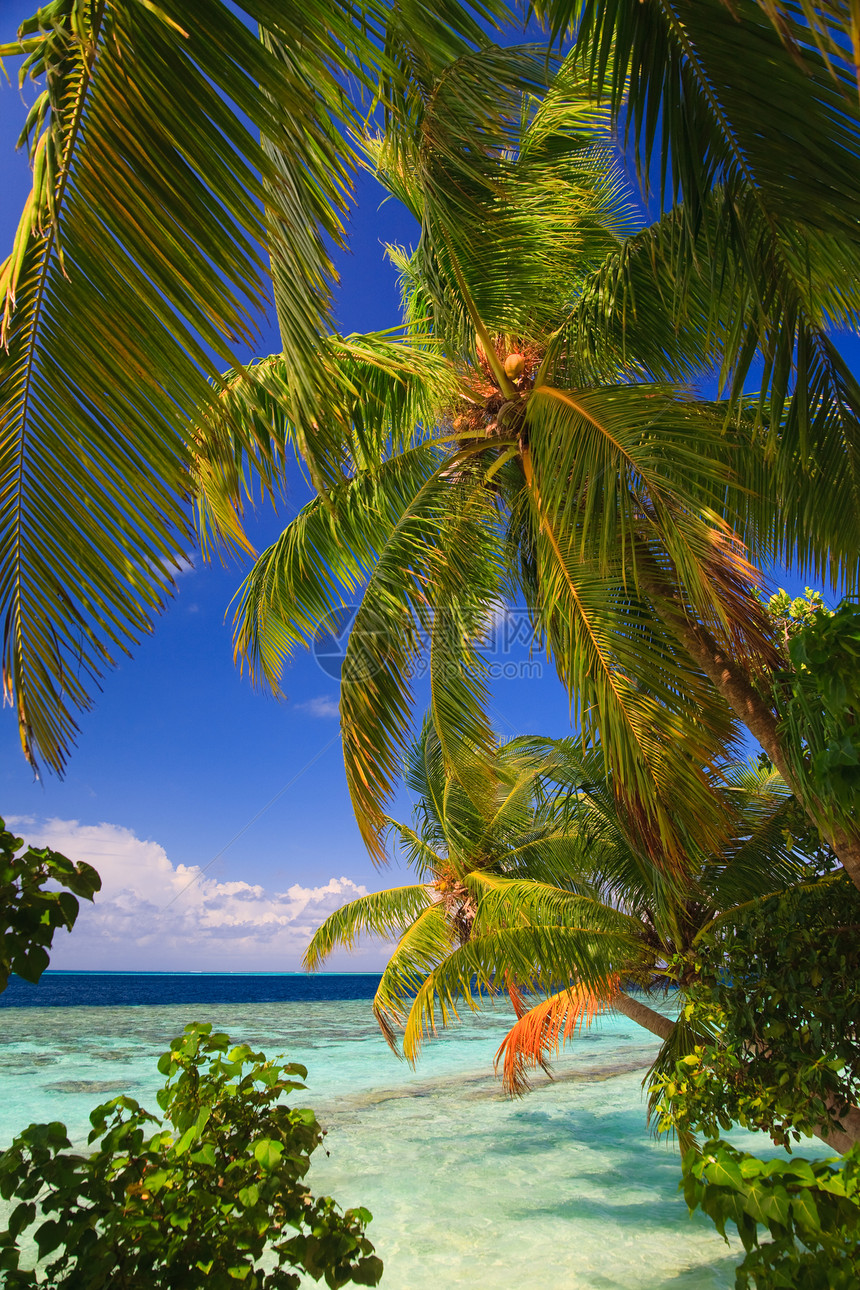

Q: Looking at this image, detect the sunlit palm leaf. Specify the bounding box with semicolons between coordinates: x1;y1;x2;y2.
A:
0;0;510;771
340;461;506;856
495;980;620;1095
232;442;442;693
511;471;736;863
303;883;432;971
375;49;639;359
549;194;860;587
385;820;444;881
0;0;358;770
554;0;860;242
373;901;455;1049
467;872;642;938
402;922;638;1060
194;333;453;557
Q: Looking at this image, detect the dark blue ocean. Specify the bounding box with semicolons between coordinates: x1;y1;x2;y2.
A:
0;971;383;1008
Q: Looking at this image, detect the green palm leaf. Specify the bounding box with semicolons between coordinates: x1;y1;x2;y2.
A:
699;762;804;907
372;901;455;1049
511;487;736;863
556;0;860;243
303;884;432;971
232;441;443;694
0;0;507;771
385;820;445;880
339;460;505;856
467;872;641;938
194;332;454;557
402;922;639;1060
0;0;358;770
554;194;860;588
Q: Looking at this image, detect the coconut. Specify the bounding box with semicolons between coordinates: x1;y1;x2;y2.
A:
504;352;525;380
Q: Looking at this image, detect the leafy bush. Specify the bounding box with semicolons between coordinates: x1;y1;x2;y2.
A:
652;875;860;1288
769;596;860;828
682;1138;860;1289
0;816;100;991
654;874;860;1147
0;1023;383;1289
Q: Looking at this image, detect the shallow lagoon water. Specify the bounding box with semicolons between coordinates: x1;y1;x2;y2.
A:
0;995;825;1288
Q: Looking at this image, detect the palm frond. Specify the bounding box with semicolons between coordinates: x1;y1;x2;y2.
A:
557;0;860;244
510;467;737;865
372;901;455;1050
385;820;445;881
549;192;860;588
427;481;503;822
700;765;806;906
401;921;640;1060
525;383;778;648
193;332;453;557
754;326;860;592
0;0;360;771
372;48;641;353
403;716;451;847
339;460;507;858
495;980;620;1095
231;442;442;694
467;872;642;938
303;883;432;970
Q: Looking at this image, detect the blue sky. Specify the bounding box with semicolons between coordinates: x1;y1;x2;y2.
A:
0;6;847;970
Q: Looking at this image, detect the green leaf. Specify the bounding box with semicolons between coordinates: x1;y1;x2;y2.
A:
253;1139;283;1171
704;1152;745;1191
189;1143;217;1168
173;1125;198;1157
789;1189;820;1233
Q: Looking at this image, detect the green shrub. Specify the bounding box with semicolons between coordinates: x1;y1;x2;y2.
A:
682;1138;860;1289
0;1023;383;1289
0;817;100;991
654;874;860;1147
768;596;860;829
652;875;860;1288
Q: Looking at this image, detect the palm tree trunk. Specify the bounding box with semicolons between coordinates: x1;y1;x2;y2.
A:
816;1098;860;1154
613;990;676;1040
669;617;860;892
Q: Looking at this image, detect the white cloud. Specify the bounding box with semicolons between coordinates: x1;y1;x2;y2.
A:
295;695;340;720
6;817;380;972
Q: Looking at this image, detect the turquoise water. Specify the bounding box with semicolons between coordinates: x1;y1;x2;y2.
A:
0;998;824;1287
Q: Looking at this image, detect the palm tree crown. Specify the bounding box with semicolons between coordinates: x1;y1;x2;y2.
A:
305;717;635;1054
308;720;808;1090
227;48;860;880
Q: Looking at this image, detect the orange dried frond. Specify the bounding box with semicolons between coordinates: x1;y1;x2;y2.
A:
505;974;529;1020
495;978;620;1096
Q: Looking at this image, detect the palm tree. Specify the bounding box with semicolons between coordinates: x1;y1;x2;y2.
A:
3;0;860;792
306;724;813;1120
486;749;806;1093
227;48;860;885
304;718;636;1051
